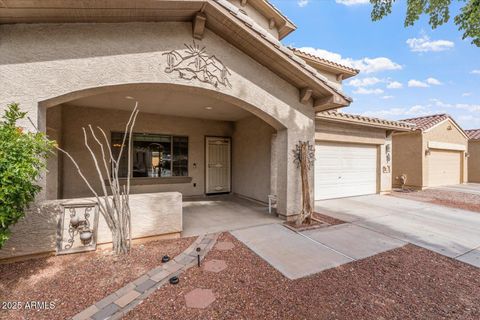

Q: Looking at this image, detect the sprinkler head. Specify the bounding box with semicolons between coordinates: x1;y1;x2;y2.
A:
162;255;170;263
169;276;179;285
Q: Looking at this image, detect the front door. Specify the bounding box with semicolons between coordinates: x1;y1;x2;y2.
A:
206;137;231;194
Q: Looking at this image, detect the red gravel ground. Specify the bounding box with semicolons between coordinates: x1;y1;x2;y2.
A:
127;233;480;320
0;236;195;320
391;189;480;213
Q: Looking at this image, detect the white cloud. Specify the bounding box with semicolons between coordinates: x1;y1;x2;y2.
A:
462;92;472;97
406;35;454;52
426;77;442;85
386;81;403;89
297;0;309;7
430;99;480;112
335;0;369;5
382;95;394;100
408;79;429;88
353;88;384;95
297;47;402;74
471;69;480;75
347;77;382;87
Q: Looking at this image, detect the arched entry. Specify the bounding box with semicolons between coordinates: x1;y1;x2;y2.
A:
42;83;288;216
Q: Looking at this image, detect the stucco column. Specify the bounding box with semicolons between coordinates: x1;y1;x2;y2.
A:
274;122;315;221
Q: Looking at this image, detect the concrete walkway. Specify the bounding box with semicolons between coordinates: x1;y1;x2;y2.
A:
316;195;480;267
182;196;280;237
231;223;405;279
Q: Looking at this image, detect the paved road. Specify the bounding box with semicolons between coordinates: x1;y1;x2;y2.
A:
315;194;480;267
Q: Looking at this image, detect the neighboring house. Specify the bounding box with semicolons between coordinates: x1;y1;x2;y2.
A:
393;114;469;189
314;111;413;200
466;129;480;183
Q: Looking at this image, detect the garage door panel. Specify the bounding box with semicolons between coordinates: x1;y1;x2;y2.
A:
315;142;378;200
427;150;461;187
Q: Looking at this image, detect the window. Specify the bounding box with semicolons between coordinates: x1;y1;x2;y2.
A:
111;132;188;178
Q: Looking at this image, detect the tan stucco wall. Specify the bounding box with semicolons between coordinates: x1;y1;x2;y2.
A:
315;120;393;194
468;140;480;182
0;21;315;217
232;115;275;203
0;192;182;260
392;132;423;188
59;105;234;199
423;119;468;185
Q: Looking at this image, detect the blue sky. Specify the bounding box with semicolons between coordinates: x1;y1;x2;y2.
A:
271;0;480;129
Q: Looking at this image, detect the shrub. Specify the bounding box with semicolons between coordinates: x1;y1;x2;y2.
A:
0;103;53;248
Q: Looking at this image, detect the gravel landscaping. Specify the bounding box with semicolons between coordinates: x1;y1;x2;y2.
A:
391;189;480;213
0;236;195;320
126;232;480;320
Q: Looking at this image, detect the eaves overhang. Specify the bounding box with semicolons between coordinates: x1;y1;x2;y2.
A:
0;0;351;111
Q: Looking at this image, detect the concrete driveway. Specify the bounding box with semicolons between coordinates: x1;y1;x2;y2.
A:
315;195;480;267
433;183;480;195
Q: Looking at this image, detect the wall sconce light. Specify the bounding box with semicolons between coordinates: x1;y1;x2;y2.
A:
425;148;431;156
465;152;470;158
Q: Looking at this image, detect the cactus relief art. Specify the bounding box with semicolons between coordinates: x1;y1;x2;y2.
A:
163;42;232;89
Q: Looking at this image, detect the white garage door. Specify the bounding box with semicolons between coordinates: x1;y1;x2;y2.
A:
315;142;378;200
427;149;461;187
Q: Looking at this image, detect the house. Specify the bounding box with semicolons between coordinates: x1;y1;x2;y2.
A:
0;0;408;260
466;129;480;183
392;114;469;189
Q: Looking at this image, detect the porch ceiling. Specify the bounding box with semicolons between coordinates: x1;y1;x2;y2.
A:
64;86;252;122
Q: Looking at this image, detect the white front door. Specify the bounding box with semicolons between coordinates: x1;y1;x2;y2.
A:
206;137;231;194
315;142;378;200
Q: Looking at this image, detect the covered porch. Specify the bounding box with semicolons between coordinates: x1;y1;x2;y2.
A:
182;195;281;237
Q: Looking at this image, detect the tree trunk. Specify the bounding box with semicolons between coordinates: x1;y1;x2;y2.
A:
296;142;313;226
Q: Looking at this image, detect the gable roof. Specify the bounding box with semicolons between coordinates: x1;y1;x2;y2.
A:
400;114;450;131
290;47;360;79
317;111;414;131
401;114;469;138
466;129;480;140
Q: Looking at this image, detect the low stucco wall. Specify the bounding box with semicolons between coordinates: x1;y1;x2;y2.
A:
469;141;480;182
232;115;275;203
0;192;182;260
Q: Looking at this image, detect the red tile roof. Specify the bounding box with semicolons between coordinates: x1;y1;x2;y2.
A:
466;129;480;140
289;47;360;75
400;114;450;131
317;111;414;131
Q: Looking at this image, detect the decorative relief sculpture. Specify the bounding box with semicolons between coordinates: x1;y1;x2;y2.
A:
57;202;99;254
163;42;232;88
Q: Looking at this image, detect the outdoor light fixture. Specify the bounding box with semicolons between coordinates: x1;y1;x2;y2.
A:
169;276;179;285
205;106;213;110
425;148;431;156
196;247;201;267
465;152;470;158
162;255;170;263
